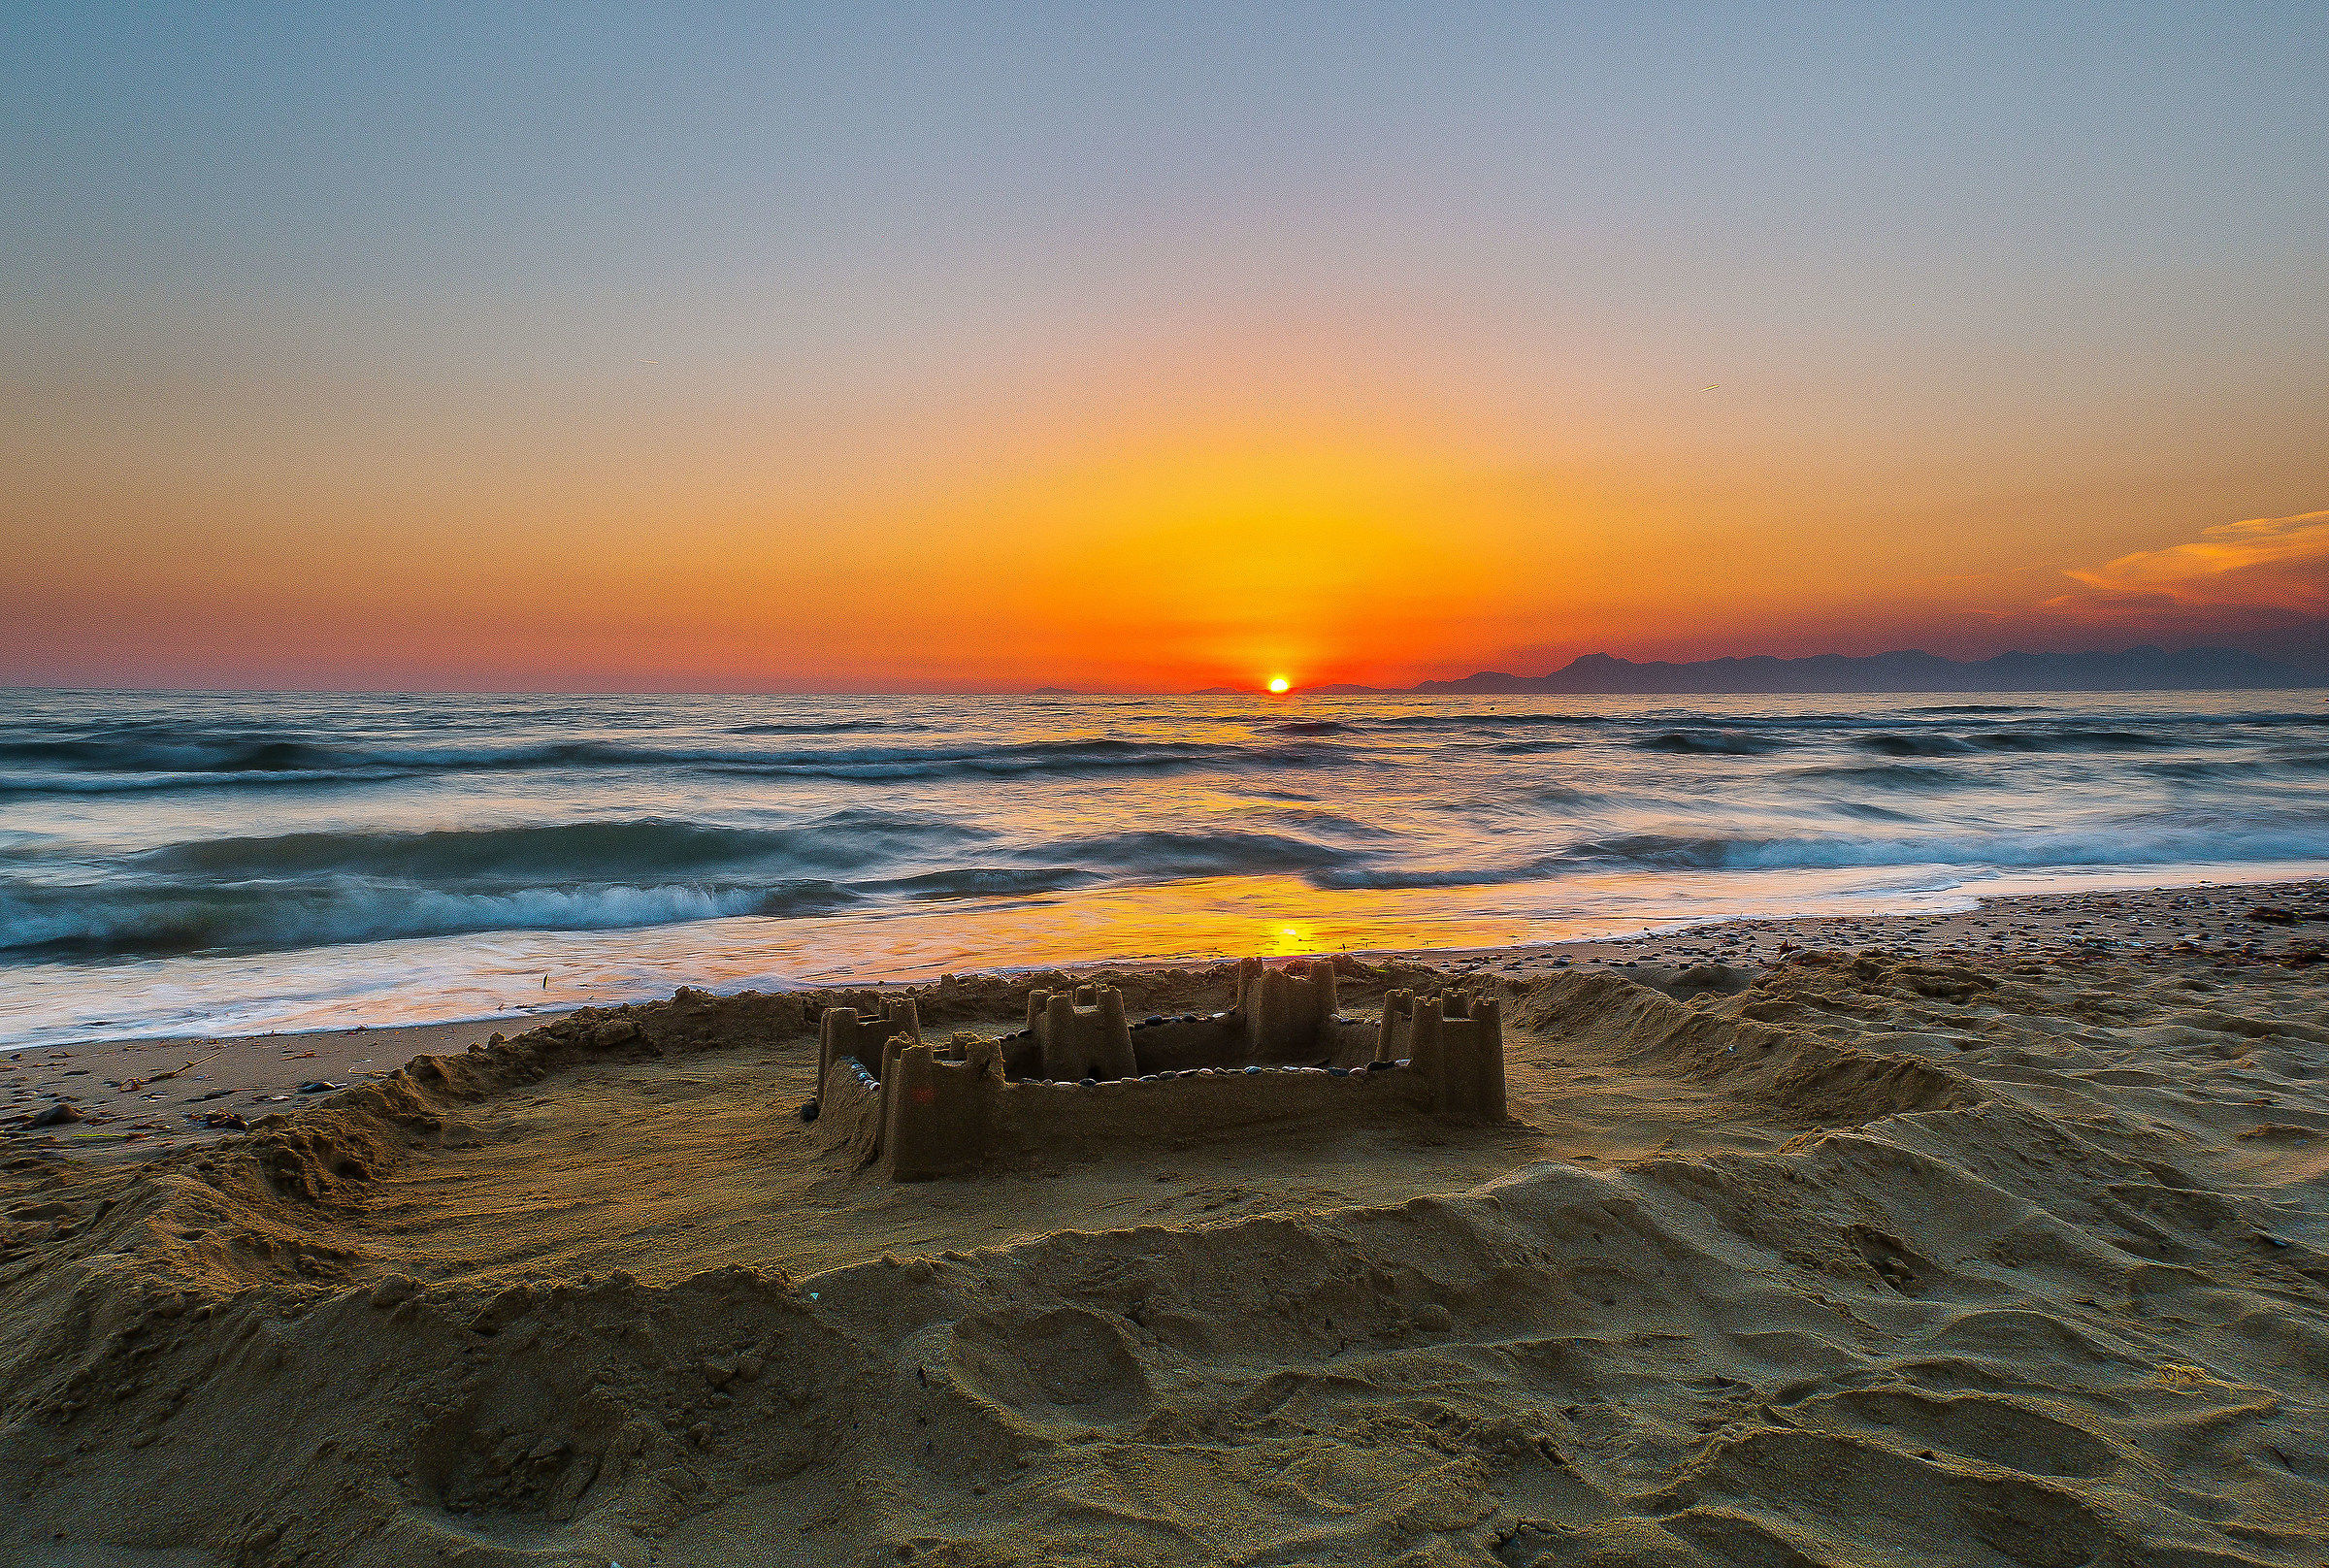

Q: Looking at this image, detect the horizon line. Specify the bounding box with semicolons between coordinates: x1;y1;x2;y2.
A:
4;638;2322;701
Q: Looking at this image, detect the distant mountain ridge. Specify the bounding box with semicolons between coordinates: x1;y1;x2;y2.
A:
1299;645;2321;696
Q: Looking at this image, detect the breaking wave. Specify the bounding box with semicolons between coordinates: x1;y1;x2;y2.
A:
0;730;1342;794
1636;730;1790;755
1794;764;1972;789
130;812;980;882
0;880;864;958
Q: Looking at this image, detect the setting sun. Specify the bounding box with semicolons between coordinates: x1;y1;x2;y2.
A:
1267;676;1291;694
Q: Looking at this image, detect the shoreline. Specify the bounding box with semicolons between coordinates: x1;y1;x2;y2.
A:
16;857;2329;1052
11;872;2328;1160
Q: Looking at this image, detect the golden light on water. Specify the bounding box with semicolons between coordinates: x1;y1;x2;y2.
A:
1267;922;1315;956
1268;676;1291;694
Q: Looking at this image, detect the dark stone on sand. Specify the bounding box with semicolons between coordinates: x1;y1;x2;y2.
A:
370;1274;418;1307
27;1103;80;1128
799;1099;819;1123
470;1284;535;1337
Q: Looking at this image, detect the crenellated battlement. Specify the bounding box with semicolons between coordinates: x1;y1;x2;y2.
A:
1377;989;1507;1123
819;996;920;1090
1025;985;1135;1081
881;1036;1006;1180
1232;956;1338;1058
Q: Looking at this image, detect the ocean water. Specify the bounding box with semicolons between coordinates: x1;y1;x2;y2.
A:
5;688;2329;1047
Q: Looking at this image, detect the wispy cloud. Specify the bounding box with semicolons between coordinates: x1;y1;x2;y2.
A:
2056;509;2329;612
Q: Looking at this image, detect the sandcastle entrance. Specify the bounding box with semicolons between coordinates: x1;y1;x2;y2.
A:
814;959;1508;1180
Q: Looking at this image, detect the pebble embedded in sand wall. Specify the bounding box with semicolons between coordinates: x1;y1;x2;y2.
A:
818;997;921;1092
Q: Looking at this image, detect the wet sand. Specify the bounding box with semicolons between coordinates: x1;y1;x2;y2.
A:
16;876;2327;1163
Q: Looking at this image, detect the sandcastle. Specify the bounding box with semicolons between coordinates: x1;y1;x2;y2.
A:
813;959;1507;1180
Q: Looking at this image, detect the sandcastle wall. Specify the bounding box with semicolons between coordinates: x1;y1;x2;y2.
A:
818;1053;886;1168
990;1059;1429;1147
814;966;1507;1181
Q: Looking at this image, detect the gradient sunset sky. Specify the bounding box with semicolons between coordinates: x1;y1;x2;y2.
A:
5;4;2324;692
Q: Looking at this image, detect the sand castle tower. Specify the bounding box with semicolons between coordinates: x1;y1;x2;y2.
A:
882;1036;1005;1180
1232;958;1339;1059
1376;989;1506;1123
1025;985;1136;1080
819;996;921;1091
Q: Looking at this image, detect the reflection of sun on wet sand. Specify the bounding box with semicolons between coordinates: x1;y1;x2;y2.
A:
4;896;2329;1563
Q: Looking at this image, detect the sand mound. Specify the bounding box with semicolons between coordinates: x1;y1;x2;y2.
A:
1;956;2325;1564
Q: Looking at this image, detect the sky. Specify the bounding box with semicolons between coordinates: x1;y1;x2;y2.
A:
3;2;2325;692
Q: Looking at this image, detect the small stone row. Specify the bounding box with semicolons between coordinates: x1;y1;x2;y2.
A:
988;1010;1361;1041
1028;1061;1408;1089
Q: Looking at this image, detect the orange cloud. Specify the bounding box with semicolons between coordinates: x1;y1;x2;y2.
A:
2055;509;2329;613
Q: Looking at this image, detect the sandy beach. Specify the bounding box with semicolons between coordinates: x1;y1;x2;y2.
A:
0;875;2324;1563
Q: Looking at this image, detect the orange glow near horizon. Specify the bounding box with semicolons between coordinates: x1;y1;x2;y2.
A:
5;345;2325;691
4;15;2325;692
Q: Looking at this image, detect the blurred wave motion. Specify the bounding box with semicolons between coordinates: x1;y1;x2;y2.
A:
4;689;2327;1045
